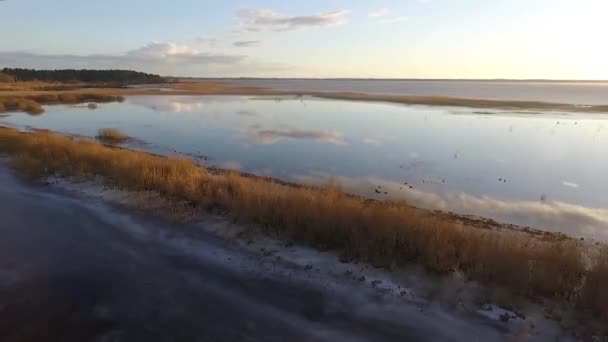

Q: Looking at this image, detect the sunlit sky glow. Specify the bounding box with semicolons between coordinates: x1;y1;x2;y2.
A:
1;0;607;79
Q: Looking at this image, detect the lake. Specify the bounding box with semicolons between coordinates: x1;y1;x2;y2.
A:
2;95;607;239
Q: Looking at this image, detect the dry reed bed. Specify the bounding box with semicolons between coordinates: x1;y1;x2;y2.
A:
0;127;605;323
0;93;125;114
0;97;44;115
96;128;130;144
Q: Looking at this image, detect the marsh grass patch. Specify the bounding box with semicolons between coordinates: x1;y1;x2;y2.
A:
96;128;130;144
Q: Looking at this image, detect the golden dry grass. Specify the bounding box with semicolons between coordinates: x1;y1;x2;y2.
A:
0;93;125;115
96;128;130;144
0;80;122;92
0;80;94;92
0;73;15;83
0;97;45;114
0;127;602;313
23;93;125;104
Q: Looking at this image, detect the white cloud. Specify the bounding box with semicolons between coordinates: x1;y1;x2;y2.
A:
127;42;199;59
195;37;219;47
369;8;408;24
0;41;255;77
233;40;262;48
245;127;346;145
379;16;408;24
237;9;350;32
369;8;391;18
0;42;245;68
562;181;579;189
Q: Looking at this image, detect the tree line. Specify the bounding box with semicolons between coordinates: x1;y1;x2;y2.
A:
1;68;167;84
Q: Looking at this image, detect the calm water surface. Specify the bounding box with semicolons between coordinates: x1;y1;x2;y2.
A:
2;95;607;239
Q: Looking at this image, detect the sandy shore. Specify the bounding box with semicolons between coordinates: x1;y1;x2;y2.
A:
3;81;608;113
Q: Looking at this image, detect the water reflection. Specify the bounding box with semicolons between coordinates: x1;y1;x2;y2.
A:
1;95;608;239
236;110;258;116
247;127;346;145
214;160;243;171
297;174;608;240
128;95;249;113
362;138;383;146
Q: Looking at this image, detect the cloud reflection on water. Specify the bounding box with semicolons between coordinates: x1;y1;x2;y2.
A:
128;96;249;113
246;127;346;145
296;174;608;240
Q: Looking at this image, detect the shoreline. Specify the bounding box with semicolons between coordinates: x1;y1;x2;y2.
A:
2;81;608;113
0;122;566;241
31;131;575;243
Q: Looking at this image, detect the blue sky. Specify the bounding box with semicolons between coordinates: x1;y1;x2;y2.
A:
1;0;607;79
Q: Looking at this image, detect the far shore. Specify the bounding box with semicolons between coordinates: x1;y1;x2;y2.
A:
2;81;608;113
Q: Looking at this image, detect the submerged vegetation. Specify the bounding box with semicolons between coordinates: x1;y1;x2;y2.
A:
96;128;130;144
0;93;125;115
0;126;605;329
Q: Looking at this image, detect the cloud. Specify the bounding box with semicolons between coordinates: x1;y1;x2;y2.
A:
127;42;197;59
369;8;390;18
562;181;579;189
0;41;266;77
0;42;245;70
379;16;408;24
128;96;250;113
195;37;219;46
368;8;407;24
233;40;262;48
125;42;246;64
246;127;346;145
237;9;350;32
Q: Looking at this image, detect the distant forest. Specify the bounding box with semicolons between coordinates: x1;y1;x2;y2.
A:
1;68;166;84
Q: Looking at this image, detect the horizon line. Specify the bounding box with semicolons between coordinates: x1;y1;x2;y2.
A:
179;77;608;83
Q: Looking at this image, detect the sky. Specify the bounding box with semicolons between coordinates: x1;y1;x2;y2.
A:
1;0;607;79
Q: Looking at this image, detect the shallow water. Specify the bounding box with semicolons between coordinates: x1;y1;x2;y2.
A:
2;95;608;239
